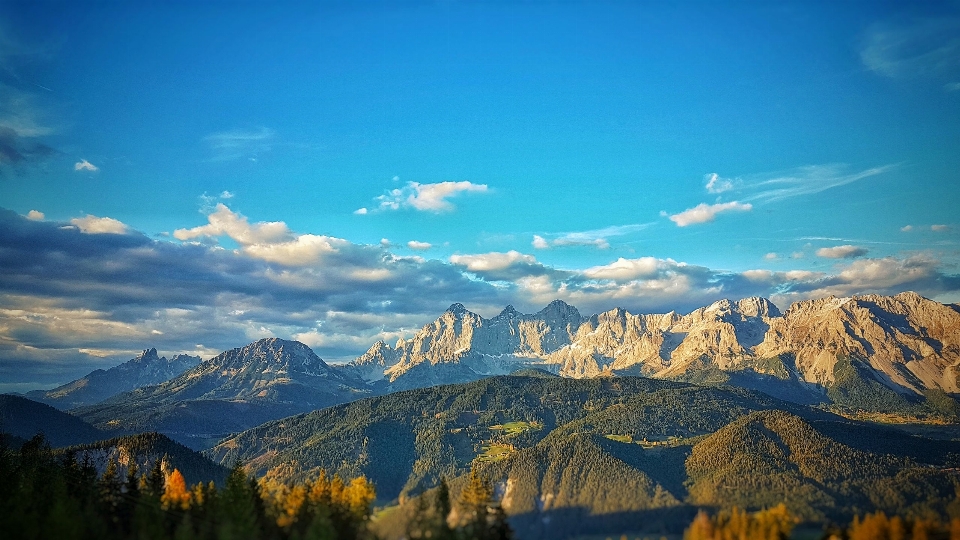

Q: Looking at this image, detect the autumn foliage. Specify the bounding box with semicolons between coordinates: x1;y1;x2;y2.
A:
0;434;376;540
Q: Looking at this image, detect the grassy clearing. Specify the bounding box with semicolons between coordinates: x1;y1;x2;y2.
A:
476;443;514;463
489;420;542;436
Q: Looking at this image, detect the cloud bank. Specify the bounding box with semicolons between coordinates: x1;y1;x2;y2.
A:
2;207;959;391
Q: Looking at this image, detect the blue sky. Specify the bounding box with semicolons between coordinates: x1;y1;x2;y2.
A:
2;1;959;391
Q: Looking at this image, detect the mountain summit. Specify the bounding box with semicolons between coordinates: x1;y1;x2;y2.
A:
26;348;201;409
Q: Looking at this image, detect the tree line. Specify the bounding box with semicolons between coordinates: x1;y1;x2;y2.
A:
2;433;513;540
0;434;374;540
684;505;960;540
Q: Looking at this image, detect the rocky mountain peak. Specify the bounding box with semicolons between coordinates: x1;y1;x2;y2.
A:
132;348;161;363
213;338;331;376
535;299;582;325
736;297;781;318
169;353;200;364
446;303;468;315
495;305;521;319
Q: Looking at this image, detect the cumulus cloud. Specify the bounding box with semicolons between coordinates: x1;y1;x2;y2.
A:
74;159;98;172
70;215;130;235
816;245;869;259
26;209;43;220
407;240;432;250
532;235;549;249
704;172;734;194
174;203;291;245
932;224;950;232
373;181;488;213
901;225;914;232
668;201;752;227
354;207;368;215
582;257;663;282
764;253;779;260
244;234;350;266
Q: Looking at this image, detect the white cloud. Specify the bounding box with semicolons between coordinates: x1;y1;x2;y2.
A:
374;181;488;213
74;159;98;172
243;234;348;266
744;164;894;204
532;235;549;249
764;252;778;260
932;224;950;232
354;207;368;215
26;209;44;221
901;225;914;232
174;204;292;245
704;172;734;194
220;190;235;199
407;240;432;250
70;215;130;235
861;19;960;81
668;201;752;226
816;245;869;259
450;251;536;273
946;82;960;92
582;257;663;282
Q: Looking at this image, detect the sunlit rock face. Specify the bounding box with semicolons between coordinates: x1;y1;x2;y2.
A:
349;292;960;398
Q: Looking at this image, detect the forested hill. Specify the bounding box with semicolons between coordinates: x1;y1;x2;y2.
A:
205;375;820;501
58;432;229;486
0;394;105;447
204;375;960;540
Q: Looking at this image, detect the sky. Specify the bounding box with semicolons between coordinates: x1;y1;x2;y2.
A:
2;0;960;392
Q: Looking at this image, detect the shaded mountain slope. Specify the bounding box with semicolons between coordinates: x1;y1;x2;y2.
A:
685;410;960;521
74;338;369;449
0;394;104;447
25;349;200;409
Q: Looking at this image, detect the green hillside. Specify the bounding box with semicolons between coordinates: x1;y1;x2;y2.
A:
203;375;960;540
205;376;816;501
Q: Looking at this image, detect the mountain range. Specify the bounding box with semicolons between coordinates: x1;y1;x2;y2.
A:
60;292;960;449
347;291;960;405
26;348;200;409
4;291;960;539
74;338;370;448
